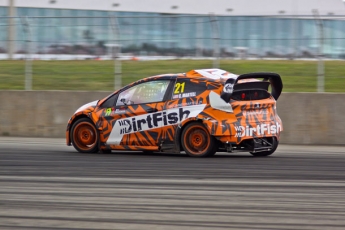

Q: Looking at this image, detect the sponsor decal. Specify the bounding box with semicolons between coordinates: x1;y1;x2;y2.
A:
117;108;190;134
107;104;206;144
105;108;126;116
223;83;234;93
234;122;282;137
170;100;204;108
243;109;268;116
173;92;196;99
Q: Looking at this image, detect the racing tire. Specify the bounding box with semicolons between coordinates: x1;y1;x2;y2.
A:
250;137;278;157
70;118;99;153
181;122;217;157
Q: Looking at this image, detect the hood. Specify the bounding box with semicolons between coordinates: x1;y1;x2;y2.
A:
74;100;98;114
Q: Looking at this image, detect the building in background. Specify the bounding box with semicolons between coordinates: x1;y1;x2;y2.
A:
1;0;345;59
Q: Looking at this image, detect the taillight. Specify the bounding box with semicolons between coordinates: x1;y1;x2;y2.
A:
231;90;270;101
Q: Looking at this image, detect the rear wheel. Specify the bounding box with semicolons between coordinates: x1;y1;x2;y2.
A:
70;118;99;153
181;122;217;157
250;137;278;157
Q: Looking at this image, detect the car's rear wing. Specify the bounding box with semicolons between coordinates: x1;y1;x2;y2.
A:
221;72;283;103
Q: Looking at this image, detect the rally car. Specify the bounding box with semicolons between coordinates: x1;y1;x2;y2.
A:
66;69;283;157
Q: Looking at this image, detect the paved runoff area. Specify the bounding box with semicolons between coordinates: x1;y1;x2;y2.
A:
0;137;345;230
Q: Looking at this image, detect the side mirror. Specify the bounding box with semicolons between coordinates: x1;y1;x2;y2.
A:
120;98;127;105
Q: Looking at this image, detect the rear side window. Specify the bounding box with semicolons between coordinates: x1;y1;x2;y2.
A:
171;79;207;100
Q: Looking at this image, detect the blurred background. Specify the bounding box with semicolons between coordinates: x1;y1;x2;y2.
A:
0;0;345;92
1;0;345;59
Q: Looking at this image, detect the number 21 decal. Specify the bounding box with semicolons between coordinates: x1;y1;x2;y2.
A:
174;82;185;94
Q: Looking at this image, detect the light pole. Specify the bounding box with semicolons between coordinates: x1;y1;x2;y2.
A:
109;14;122;90
8;0;15;60
209;13;220;68
312;9;325;93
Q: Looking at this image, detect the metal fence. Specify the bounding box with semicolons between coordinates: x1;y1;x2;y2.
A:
1;14;345;91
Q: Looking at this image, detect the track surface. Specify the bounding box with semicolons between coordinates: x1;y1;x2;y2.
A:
0;137;345;230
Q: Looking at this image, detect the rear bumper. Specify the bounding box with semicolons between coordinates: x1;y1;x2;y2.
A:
216;121;282;144
217;136;278;153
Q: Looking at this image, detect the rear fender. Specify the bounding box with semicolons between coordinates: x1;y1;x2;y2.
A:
180;116;227;137
200;118;236;137
173;118;203;153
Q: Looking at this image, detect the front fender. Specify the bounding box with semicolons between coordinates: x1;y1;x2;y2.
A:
65;110;95;146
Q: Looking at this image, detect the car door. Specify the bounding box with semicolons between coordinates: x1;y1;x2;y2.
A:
160;78;209;146
100;79;172;147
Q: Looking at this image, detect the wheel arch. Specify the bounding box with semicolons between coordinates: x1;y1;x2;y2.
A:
179;120;218;157
175;119;205;151
66;114;92;145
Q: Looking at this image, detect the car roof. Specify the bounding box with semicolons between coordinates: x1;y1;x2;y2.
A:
185;69;238;80
147;69;239;82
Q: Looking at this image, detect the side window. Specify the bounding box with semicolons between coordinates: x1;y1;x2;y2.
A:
116;80;170;106
100;94;117;108
172;79;207;99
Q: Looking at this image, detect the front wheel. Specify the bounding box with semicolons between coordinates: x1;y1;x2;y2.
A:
70;118;99;153
181;122;217;157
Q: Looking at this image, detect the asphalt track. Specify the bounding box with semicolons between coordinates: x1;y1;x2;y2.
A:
0;137;345;230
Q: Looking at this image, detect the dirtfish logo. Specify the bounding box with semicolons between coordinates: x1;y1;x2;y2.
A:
107;104;206;144
235;122;282;137
117;108;190;134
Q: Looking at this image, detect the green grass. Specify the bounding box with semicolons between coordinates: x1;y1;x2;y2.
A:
0;59;344;92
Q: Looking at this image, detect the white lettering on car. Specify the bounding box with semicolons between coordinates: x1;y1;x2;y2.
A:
106;104;206;144
234;122;282;137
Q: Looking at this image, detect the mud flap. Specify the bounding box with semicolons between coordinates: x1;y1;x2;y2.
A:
159;125;182;154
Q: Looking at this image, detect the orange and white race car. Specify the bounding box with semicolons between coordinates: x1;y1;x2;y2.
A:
66;68;283;157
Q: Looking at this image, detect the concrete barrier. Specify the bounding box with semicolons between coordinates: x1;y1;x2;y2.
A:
0;91;111;138
0;91;344;145
278;93;345;145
